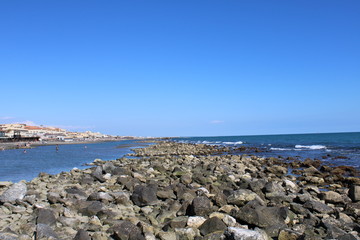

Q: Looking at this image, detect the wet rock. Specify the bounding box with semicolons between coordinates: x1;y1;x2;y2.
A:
0;182;27;203
199;217;227;236
110;220;145;240
225;227;267;240
131;184;158;207
348;185;360;202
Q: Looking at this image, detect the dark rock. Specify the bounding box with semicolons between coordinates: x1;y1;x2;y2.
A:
303;200;333;214
348;185;360;202
290;203;310;215
79;201;104;216
131;184;158;207
73;229;91;240
35;224;59;240
169;216;188;229
157;187;176;200
36;208;56;226
91;166;106;182
199;217;227;236
112;167;131;176
233;202;288;230
110;220;145;240
65;187;88;198
0;182;27;203
188;196;212;216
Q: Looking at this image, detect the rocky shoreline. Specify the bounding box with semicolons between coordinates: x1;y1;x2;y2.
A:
0;141;359;239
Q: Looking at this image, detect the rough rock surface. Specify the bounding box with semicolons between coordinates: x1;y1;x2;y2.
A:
0;141;358;239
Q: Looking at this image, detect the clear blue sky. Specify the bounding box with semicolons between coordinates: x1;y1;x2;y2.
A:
1;1;359;137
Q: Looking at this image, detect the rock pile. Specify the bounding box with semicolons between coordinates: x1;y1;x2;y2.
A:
0;141;359;239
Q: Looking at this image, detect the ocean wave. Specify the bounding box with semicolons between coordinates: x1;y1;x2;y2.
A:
270;147;293;151
223;141;243;145
295;145;327;150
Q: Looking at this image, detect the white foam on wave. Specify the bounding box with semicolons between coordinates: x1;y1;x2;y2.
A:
270;147;293;151
295;145;327;150
223;141;243;145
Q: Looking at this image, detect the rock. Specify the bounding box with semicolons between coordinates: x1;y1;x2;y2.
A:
278;229;302;240
187;216;206;228
131;184;158;207
73;229;91;240
79;201;104;216
0;182;27;203
303;200;333;214
169;216;188;229
348;185;360;202
65;187;88;198
227;189;260;207
36;208;56;226
320;191;344;204
47;192;61;204
0;232;20;240
35;223;59;240
188;196;212;216
199;217;227;236
91;166;106;183
157;232;177;240
110;220;145;240
225;227;267;240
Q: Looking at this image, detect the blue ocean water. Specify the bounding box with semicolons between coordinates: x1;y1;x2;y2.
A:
175;132;360;169
0;140;145;183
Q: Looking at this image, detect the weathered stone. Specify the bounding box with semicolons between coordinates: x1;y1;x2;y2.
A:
65;187;87;198
73;229;91;240
187;216;206;228
320;191;344;204
303;200;333;214
169;216;188;229
79;201;104;216
227;189;260;207
0;182;27;203
278;229;302;240
225;227;267;240
91;166;106;183
110;220;145;240
199;217;227;236
0;232;20;240
131;184;158;207
188;196;212;216
35;223;59;240
348;185;360;202
157;231;176;240
36;208;56;226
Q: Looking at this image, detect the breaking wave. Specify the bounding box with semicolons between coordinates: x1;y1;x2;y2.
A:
295;145;327;150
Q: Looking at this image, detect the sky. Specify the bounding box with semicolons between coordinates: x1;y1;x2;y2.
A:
0;1;359;137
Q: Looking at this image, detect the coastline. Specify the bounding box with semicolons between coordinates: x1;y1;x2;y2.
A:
0;141;359;239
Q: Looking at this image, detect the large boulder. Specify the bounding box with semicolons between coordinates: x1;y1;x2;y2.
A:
303;200;333;214
131;184;158;207
36;208;57;226
227;189;261;207
0;182;27;203
35;224;59;240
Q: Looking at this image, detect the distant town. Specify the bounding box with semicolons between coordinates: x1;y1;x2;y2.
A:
0;123;134;142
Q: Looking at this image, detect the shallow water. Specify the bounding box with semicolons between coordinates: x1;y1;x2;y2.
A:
0;140;144;182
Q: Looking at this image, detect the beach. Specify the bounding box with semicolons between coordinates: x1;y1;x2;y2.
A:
0;141;359;239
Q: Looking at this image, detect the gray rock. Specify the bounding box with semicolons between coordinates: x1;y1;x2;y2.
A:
65;187;88;198
79;201;104;216
199;217;227;236
303;200;334;214
320;191;344;204
110;220;145;240
36;208;56;226
227;189;260;207
349;185;360;202
0;232;20;240
91;166;106;182
0;182;27;203
73;229;91;240
188;196;212;216
131;184;158;207
225;227;267;240
35;223;59;240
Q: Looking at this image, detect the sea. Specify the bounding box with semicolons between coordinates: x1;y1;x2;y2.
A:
174;132;360;170
1;132;359;183
0;140;148;183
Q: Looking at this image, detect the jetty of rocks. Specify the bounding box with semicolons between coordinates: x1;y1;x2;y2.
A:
0;141;359;239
